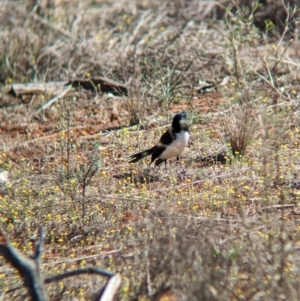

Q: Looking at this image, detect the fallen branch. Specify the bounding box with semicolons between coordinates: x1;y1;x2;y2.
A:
100;274;122;301
0;227;48;301
7;77;128;98
0;227;121;300
7;266;118;295
8;81;68;97
261;204;295;212
36;84;72;112
67;77;128;96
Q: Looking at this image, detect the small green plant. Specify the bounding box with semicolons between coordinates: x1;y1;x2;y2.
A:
55;101;101;229
74;143;101;226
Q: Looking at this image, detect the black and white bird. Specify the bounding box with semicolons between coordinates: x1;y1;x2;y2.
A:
129;112;189;171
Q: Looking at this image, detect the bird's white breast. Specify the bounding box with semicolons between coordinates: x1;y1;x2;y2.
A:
159;131;189;160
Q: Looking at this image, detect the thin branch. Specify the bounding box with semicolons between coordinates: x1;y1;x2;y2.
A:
43;248;122;265
0;228;48;301
32;227;45;266
44;267;115;284
7;267;116;294
271;38;296;73
251;69;283;96
269;58;300;67
36;85;72;113
31;13;72;39
99;274;122;301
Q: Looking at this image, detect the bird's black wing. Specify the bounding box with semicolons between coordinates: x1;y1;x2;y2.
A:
150;127;175;164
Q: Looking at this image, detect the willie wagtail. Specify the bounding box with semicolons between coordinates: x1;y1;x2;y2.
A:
129;112;189;170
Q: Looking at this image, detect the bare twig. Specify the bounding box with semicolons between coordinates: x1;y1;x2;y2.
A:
271;37;297;73
7;267;116;294
0;227;48;301
32;227;45;269
99;274;122;301
270;58;300;67
36;85;72;113
44;248;122;265
261;204;295;212
45;267;115;284
251;69;283;96
31;13;72;39
3;230;119;299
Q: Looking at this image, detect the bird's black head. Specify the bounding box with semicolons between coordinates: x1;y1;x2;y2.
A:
172;112;189;132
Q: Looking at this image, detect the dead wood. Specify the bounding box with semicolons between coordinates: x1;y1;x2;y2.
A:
8;82;68;97
36;85;72;112
44;268;115;284
7;77;128;98
0;227;48;301
1;228;121;301
99;273;122;301
67;77;128;96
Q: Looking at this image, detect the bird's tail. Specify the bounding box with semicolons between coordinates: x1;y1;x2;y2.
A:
129;147;155;163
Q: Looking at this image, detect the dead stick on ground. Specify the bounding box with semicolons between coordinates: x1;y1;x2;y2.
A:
36;85;73;113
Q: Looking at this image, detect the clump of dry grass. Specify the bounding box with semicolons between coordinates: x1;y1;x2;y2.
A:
221;101;258;157
120;213;300;301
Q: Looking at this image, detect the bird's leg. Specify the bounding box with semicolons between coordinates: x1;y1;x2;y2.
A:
146;161;153;174
164;160;167;172
177;156;186;173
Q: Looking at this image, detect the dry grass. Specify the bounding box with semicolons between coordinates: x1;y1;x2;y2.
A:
1;0;300;300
